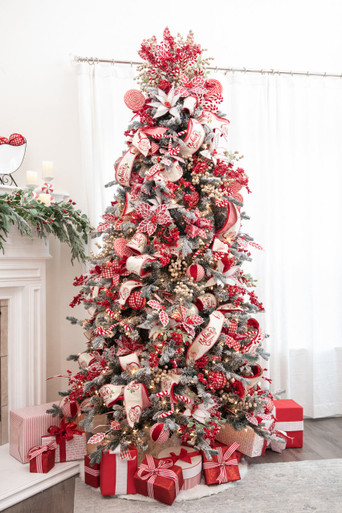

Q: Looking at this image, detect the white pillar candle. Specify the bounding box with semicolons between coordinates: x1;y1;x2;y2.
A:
42;161;54;180
38;193;51;206
26;170;38;185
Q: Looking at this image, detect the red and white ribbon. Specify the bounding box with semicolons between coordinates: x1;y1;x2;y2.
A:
186;310;225;363
126;254;156;277
179;118;205;157
203;442;240;484
127;232;148;254
118;280;142;305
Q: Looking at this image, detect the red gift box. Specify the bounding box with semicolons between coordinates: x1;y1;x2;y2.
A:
273;399;303;448
134;455;184;505
28;441;57;473
84;455;100;488
100;446;137;496
41;419;86;462
9;402;60;463
202;442;241;485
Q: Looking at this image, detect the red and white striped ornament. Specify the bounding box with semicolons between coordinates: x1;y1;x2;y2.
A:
186;264;205;282
127;290;146;310
60;396;80;418
124;89;146;111
208;371;227;390
149;423;170;444
114;238;134;258
88;432;106;445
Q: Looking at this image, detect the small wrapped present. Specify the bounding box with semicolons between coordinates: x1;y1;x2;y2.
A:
10;402;60;463
273;399;303;448
100;446;137;496
216;423;267;457
28;441;57;473
158;445;202;490
202;442;241;485
134;455;184;505
84;455;100;488
41;419;86;462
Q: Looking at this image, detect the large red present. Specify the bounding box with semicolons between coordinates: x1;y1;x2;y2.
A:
28;441;57;473
100;446;137;496
202;442;241;485
9;402;60;463
273;399;303;448
134;455;184;505
84;455;100;488
216;423;267;457
41;419;86;462
157;445;202;490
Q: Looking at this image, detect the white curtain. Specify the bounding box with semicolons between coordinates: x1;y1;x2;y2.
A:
77;63;342;418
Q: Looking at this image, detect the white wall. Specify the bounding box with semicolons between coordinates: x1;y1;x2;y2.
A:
1;0;341;402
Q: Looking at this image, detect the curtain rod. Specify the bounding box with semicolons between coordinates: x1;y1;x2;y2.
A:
73;55;342;79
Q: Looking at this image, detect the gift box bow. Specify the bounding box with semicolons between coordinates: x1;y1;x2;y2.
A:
169;448;200;464
28;440;58;460
203;442;240;484
48;419;83;445
138;455;180;499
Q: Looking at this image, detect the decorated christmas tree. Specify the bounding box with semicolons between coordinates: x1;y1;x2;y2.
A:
60;29;275;468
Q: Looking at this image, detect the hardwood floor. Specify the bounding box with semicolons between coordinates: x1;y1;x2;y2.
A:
3;418;342;512
246;417;342;464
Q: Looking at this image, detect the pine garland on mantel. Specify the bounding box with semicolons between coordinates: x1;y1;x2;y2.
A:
0;189;91;263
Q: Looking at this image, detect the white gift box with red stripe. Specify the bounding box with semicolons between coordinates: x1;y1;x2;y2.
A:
157;445;202;490
9;402;60;463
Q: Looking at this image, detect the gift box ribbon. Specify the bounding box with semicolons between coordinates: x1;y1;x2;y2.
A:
203;442;240;484
28;441;57;472
48;419;83;461
138;455;180;499
169;448;200;464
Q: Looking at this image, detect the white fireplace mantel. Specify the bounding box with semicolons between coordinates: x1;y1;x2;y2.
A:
0;225;51;411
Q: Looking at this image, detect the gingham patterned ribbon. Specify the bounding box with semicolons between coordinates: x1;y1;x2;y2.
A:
137;455;179;499
85;465;100;477
203;442;240;484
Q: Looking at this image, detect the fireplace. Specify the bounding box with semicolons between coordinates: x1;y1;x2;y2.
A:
0;222;50;437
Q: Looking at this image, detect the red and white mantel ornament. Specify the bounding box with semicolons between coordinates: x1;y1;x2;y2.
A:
150;423;170;444
127;289;147;310
124;89;146;111
186;310;225;363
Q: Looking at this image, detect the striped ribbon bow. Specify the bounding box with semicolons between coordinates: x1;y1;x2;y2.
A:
137;455;179;499
203;442;240;484
28;440;57;460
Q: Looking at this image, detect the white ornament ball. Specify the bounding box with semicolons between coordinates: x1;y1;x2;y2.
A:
187;303;199;316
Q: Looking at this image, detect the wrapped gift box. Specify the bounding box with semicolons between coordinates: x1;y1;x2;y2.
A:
28;442;57;473
202;442;241;485
158;445;202;490
9;402;60;463
41;432;86;462
216;423;267;457
100;446;137;496
84;455;100;488
273;399;303;448
134;455;184;506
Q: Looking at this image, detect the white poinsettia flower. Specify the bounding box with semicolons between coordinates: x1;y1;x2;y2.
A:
148;87;181;119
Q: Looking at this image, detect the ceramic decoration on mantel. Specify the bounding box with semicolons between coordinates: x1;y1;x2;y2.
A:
0;133;27;186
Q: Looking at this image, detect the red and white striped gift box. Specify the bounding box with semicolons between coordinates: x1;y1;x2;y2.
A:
9;402;60;463
157;445;202;490
41;433;87;462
